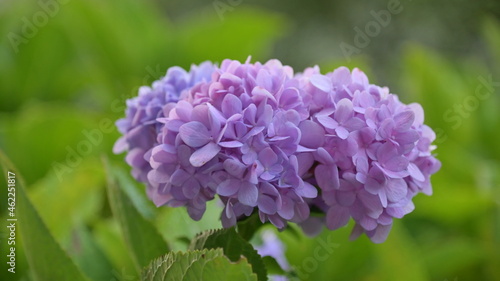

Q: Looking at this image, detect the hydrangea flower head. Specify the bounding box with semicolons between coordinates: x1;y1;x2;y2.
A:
113;62;215;182
296;66;441;242
147;58;317;228
115;58;440;243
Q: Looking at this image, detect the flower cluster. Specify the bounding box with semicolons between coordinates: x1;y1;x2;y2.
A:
115;59;440;243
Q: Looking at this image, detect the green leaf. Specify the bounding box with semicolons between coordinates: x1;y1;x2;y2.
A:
190;228;267;281
0;150;90;281
103;157;169;272
261;256;286;276
68;224;115;281
141;248;257;281
237;212;264;241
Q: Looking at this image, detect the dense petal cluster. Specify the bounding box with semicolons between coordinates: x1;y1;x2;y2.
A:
113;62;215;182
296;66;441;242
147;59;317;228
115;59;440;243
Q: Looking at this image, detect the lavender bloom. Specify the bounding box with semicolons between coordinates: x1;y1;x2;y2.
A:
113;62;215;183
115;59;440;244
147;58;318;227
297;67;441;243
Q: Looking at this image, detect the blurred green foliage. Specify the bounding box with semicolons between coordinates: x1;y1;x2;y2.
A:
0;0;499;280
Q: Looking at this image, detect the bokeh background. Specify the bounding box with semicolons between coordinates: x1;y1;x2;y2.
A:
1;0;500;280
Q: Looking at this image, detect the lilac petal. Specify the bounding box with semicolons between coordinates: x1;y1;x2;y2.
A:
394;110;415;131
365;176;382;195
376;142;398;164
165;119;184;132
221;94;242;117
331;67;351;86
147;169;170;184
170;168;191;186
221;203;236;228
310;74;332;92
182;177;200;199
223;158;246;177
260;182;280;197
187;206;205;221
385;178;407;202
316;115;338;129
179;121;211;148
258;147;278;167
238;182;258;206
395;130;420;145
377;119;394;140
359;216;377;231
384;156;409;172
294;201;310;221
408;103;424;125
315;147;334;165
207;103;225;137
335;126;349;139
150;189;173;207
408;163;425;182
113;136;128;153
369;224;392;244
278;196;294;220
189;142;221;167
344;117;365;131
258;194;277;214
326;205;350;230
298;120;325;148
174;100;193;121
315;164;340;191
126;148;146;167
177;145;192;167
219;141;243;148
217;179;239;196
243;103;257;123
334;98;354;123
296;182;318;198
268;214;285;229
151;145;176;164
279;87;302;109
336;190;356;206
358;190;383;215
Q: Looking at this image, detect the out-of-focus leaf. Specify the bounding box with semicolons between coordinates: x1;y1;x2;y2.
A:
175;7;288;64
190;228;267;281
142;248;257;281
237;213;264;241
93;219;138;280
104;158;169;272
0;150;90;281
112;165;156;219
29;158;104;244
68;224;115;281
0;103;103;185
262;256;285;276
373;223;428;281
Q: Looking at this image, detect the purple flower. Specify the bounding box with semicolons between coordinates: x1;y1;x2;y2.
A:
115;59;440;244
147;58;317;228
114;62;215;183
297;66;441;243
